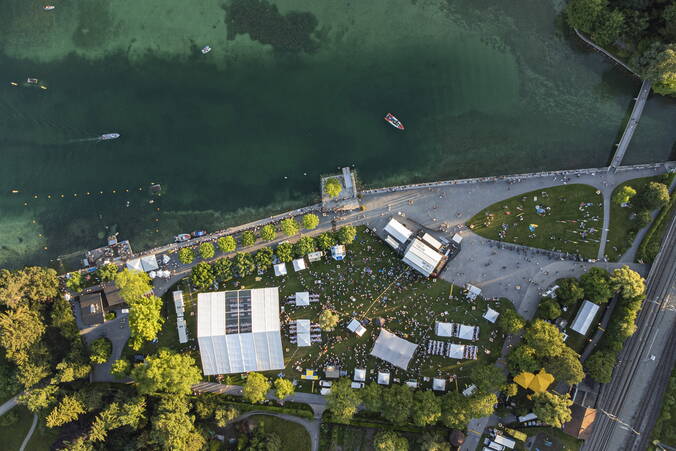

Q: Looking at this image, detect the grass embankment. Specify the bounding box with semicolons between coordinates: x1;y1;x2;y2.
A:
146;226;505;391
247;415;311;451
636;187;676;263
649;366;676;450
605;175;673;261
516;426;582;451
468;185;603;259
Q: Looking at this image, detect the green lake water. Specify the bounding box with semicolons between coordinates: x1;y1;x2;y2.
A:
0;0;674;268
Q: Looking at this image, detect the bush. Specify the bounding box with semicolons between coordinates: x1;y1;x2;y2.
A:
178;248;194;264
89;337;112;364
105;312;116;321
635;210;652;229
634;182;670;211
637;192;676;263
199;242;215;259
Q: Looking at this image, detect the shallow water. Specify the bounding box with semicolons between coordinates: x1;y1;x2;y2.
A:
0;0;673;268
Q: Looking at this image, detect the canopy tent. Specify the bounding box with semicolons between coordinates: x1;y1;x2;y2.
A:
140;255;159;272
126;258;143;272
177;319;188;344
384;218;413;243
347;319;366;337
421;233;442;250
307;251;323;262
466;284;482;300
301;369;319;380
324;366;340;379
493;435;516;449
452;233;463;244
405;380;418;388
514;372;535;390
296;319;311;347
377;371;390;385
432;378;447;391
570;300;600;335
292;258;307;272
447;343;466;359
483;307;500;323
435;321;453;337
458;324;479;341
295;291;310;306
331;245;346;261
162;254;171;264
529;369;554;393
384;235;402;251
172;291;185;317
370;328;418;370
197;288;284;375
273;263;287;276
354;368;366;382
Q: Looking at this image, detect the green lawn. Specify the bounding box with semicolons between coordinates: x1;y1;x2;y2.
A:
467;184;603;259
248;415;311;451
164;226;506;390
0;407;60;451
604;175;665;261
518;426;582;451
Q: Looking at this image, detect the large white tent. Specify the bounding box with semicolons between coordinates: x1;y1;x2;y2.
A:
402;238;443;278
354;368;366;382
458;324;479;341
570;300;600;335
296;319;311;347
140;255;159;272
197;288;284;375
466;284;482;300
447;343;466;359
295;292;310;306
370;328;418;370
384;218;412;243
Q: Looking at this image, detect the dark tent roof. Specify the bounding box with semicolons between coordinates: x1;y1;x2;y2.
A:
102;282;124;307
449;430;466;447
79;292;104;326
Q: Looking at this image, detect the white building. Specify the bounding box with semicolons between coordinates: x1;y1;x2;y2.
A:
197;288;284;375
370;328;418;370
570;300;600;335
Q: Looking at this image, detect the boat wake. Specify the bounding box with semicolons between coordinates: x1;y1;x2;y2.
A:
66;133;120;143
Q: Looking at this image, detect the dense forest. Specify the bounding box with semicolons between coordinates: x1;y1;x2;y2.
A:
566;0;676;95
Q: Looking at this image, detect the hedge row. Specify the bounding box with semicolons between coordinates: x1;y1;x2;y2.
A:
636;191;676;263
220;400;314;419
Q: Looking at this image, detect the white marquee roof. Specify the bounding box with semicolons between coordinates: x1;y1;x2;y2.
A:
403;238;443;277
384;218;412;243
452;233;463;244
377;371;390;385
347;319;366;336
273;263;287;276
354;368;366;382
370;328;418;370
483;307;500;323
296;319;311;347
422;233;442;250
292;258;307;272
308;251;323;262
140;254;159;272
570;300;600;335
295;291;310;306
177;318;188;344
197;288;284;375
172;291;185;317
448;343;466;359
432;378;447;391
435;321;453;337
458;324;478;340
384;235;402;250
126;258;143;272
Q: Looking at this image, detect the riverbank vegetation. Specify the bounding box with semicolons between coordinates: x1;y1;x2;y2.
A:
468;184;603;259
636;181;676;263
565;0;676;96
650;366;676;450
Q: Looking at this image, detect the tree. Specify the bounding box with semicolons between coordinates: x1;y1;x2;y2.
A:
198;242;215;259
0;267;58;309
614;185;637;205
555;278;585;306
635;182;671;210
646;45;676;96
131;349;201;395
532;392;573;428
565;0;606;34
51;296;79;341
382;384;413;424
178;248;195;265
244;422;282;451
294;236;316;256
317;309;339;331
190;262;215;290
260;225;277;241
585;350;616;383
111;359;131;379
412;390;441;426
316;232;335;250
234;252;255;277
580;267;612;304
66;272;84;292
0;306;45;362
255;247;274;270
150;395;205;451
273;378;295;400
97;263;119;282
507;345;540;374
212;258;233;282
275;242;293;263
524;320;566;358
497;307;525;334
419;432;451;451
373;430;409;451
337;225;357;244
545;346;584;385
280;218;300;237
591;9;625;47
54;357;91;384
361;382;383;412
440;391;471;429
470;365;507;394
89;337;112;364
324;178;343;198
467;392;497;419
243;372;271;404
504;383;519;397
214;406;239;427
128;295;164;350
19;384;58;412
635;210;652;228
302;213;320;230
114;269;152;303
217;235;237;253
610;265;646;299
537;298;562;320
241;230;256;247
326;378;361;423
46;394;86;428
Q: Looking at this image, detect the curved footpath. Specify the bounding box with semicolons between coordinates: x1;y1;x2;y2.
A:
230;411;320;451
19;414;38;451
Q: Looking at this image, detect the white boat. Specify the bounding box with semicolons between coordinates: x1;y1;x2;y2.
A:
43;5;55;10
201;46;211;54
99;133;120;140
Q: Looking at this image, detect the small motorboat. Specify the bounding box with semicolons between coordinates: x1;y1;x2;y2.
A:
201;46;211;54
11;78;48;89
98;133;120;140
175;233;192;242
384;113;404;130
192;230;207;237
43;5;55;10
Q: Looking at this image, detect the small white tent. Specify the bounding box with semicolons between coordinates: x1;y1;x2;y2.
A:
273;263;287;276
483;307;500;323
292;258;307;272
295;291;310;306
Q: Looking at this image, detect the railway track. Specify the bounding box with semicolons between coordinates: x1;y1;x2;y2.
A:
583;209;676;451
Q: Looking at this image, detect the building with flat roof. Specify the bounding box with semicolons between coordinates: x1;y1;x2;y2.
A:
402;238;445;278
102;282;124;308
380;217;449;278
197;288;284;375
79;292;105;327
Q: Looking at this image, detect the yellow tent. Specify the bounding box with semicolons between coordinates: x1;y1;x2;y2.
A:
514;371;535;389
529;368;555;393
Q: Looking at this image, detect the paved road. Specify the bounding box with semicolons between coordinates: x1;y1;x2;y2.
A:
583;209;676;450
233;411;320;451
610;79;652;169
79;311;130;382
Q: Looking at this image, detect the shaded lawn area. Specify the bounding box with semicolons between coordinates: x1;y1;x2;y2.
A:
604;175;665;261
521;426;582;451
248;415;311;451
0;407;60;451
467;184;603;259
172;226;506;390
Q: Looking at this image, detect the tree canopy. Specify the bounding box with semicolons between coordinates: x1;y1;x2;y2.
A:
280;218;300;237
544;346;585;385
178;248;194;265
89;337;112;365
381;384;413;425
373;430;409;451
273;377;294;400
647;45;676;96
254;247;274;270
470;364;507;394
497;306;526;334
275;242;293;263
610;265;646;299
150;395;205;451
585;350;616;383
324;178;343;198
217;236;237;253
131;349;201;395
361;382;383;412
294;236;316;256
0;267;58;309
326;378;361;423
198;242;215;259
524;320;566;358
128;295;164;351
555;278;585;306
212;258;233;282
0;306;45;361
614;185;637;205
302;213;320;230
317;309;340;330
316;232;335;250
46;394;86;428
241;230;256;247
537;298;562;320
234;252;255;277
260;225;277;241
411;390;442;426
580;267;613;304
114;269;152;303
634;182;670;210
532;392;573;428
337;225;357;244
190;262;214;290
243;372;271;404
507;345;540;374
